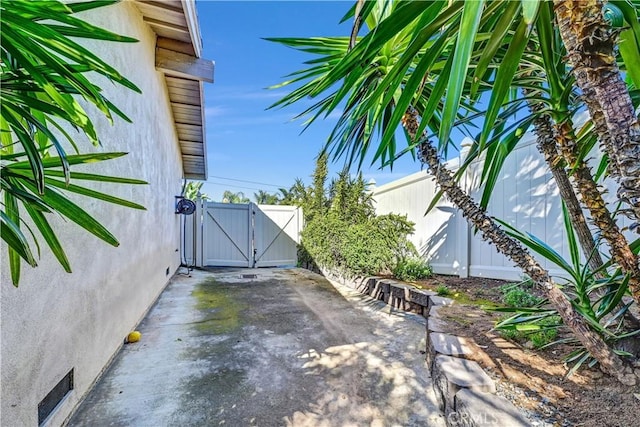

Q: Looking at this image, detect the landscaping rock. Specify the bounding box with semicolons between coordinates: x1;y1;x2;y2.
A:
427;306;449;333
390;283;410;310
427;333;475;370
452;389;530;427
429;295;455;308
432;355;495;415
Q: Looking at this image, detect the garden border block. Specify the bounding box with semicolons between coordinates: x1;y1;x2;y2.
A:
453;389;531;427
427;332;475;371
432;355;496;416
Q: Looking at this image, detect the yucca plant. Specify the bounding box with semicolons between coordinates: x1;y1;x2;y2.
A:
494;203;640;374
1;0;146;286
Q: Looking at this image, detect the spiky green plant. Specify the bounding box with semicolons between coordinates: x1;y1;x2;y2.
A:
1;0;145;286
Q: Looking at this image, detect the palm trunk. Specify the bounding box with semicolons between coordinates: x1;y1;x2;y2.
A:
527;91;639;326
401;109;635;385
553;0;640;231
523;90;604;273
554;118;640;306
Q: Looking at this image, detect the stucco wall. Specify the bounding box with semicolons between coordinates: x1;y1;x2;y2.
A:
1;2;186;426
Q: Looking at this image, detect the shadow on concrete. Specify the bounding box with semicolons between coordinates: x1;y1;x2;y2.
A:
68;268;444;427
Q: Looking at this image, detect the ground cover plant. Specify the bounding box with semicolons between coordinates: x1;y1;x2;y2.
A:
414;274;639;427
392;257;433;281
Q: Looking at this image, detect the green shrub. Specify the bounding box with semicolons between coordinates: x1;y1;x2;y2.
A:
497;315;561;349
498;278;534;294
393;258;432;281
436;284;452;296
530;316;561;348
498;324;522;341
500;281;542;308
502;288;543;308
299;212;416;277
295;160;417;277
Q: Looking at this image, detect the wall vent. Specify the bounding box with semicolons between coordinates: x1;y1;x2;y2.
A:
38;369;74;425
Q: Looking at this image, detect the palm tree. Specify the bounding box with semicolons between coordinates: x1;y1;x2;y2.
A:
268;0;639;383
221;191;250;204
278;178;308;205
553;0;640;231
254;190;280;205
1;0;145;286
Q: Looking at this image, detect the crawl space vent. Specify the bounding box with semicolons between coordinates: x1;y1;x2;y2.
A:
38;369;74;425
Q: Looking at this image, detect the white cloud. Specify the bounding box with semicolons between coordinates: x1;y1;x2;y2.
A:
205;106;229;118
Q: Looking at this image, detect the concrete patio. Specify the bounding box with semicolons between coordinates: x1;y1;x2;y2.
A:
68;268;445;426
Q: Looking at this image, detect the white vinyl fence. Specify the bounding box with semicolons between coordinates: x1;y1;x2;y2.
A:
372;137;632;282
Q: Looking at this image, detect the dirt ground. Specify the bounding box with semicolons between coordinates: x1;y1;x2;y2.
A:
412;275;640;427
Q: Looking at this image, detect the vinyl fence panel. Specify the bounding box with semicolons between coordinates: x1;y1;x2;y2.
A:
373;137;631;282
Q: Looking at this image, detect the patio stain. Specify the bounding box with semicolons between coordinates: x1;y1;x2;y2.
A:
191;278;247;334
183;367;247;396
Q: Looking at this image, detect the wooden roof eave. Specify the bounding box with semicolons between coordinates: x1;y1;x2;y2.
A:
135;0;213;181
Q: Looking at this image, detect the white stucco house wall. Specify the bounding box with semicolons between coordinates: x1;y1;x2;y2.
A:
0;1;213;426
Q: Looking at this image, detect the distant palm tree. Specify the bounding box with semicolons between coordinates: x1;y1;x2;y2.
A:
279;178;310;207
221;191;250;204
253;190;280;205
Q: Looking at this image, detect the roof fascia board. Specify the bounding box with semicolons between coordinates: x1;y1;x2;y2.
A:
182;0;203;58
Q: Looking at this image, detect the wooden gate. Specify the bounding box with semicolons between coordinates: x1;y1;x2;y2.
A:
185;201;302;268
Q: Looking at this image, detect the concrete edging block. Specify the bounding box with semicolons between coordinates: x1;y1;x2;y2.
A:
432;355;496;416
427;306;449;333
390;283;410;310
372;279;391;303
358;277;378;295
427;332;475;371
451;389;531;427
429;295;455;309
407;288;435;307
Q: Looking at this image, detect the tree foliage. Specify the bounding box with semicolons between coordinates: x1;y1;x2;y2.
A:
183;181;210;201
253;190;280;205
221;190;250;204
1;0;145;286
297;159;417;277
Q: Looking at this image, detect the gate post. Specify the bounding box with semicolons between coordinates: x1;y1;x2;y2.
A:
195;195;204;267
249;202;256;268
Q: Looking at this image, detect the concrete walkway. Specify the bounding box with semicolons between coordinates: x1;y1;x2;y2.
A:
68;268;445;427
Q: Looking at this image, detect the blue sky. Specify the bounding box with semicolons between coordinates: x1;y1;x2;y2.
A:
197;1;420;201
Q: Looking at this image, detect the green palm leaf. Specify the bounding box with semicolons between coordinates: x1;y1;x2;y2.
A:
439;0;485;150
